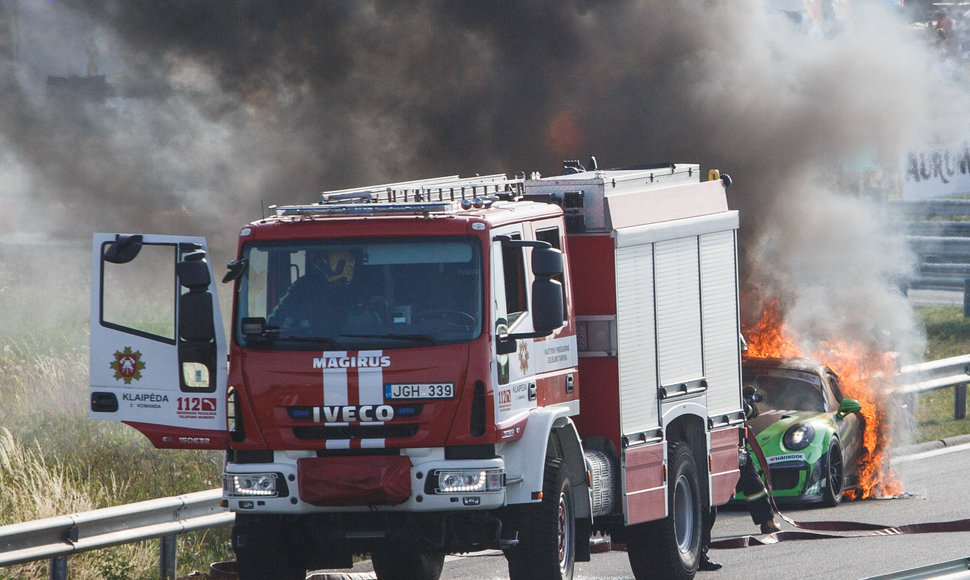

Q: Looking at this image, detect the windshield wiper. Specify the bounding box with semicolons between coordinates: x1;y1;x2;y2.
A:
241;318;341;349
340;333;437;346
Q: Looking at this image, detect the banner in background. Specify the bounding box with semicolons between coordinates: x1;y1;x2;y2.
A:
902;141;970;200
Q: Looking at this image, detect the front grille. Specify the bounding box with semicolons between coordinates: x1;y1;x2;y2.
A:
292;424;420;440
768;466;802;490
286;404;423;421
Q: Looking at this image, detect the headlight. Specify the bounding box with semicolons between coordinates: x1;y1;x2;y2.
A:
432;468;504;494
225;473;279;497
783;424;815;451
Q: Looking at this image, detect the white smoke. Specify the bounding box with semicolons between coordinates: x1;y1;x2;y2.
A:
1;0;966;365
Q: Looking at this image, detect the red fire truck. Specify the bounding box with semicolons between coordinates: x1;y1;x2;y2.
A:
89;160;744;580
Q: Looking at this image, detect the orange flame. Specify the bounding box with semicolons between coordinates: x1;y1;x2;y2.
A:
814;340;902;499
545;109;583;158
743;300;901;499
744;300;800;359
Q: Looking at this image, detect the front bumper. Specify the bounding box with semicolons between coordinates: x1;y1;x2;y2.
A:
734;458;827;504
767;458;828;503
224;450;508;514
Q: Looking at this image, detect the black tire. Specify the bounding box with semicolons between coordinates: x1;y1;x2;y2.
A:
372;549;445;580
822;439;845;507
231;515;306;580
505;457;576;580
627;441;702;580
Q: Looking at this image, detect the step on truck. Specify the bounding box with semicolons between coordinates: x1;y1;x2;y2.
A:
89;160;744;580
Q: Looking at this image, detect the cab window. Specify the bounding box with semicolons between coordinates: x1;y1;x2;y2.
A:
502;234;528;326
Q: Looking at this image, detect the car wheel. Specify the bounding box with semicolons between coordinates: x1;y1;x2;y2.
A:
822;439;844;507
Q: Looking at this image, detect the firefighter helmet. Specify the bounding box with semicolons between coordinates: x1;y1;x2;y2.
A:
327;250;356;283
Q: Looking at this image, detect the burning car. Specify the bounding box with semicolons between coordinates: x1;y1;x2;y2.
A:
739;356;865;506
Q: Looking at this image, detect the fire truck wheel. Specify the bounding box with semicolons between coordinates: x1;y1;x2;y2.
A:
231;515;306;580
371;548;444;580
822;439;845;507
505;456;576;580
626;441;701;580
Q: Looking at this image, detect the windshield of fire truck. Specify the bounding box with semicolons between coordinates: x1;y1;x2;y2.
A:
234;236;483;350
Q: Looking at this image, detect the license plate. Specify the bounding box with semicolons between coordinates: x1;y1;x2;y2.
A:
384;383;455;399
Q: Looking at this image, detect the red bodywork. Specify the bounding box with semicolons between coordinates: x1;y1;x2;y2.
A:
227;206;579;453
567;234;621;451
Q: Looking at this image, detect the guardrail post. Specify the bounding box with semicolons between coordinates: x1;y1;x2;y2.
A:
160;535;177;580
964;278;970;318
49;556;67;580
956;383;967;420
903;393;917;431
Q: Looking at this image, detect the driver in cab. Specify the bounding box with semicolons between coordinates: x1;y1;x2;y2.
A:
268;249;357;332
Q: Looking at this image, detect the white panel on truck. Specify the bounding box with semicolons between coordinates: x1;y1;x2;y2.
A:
700;231;743;417
655;237;704;388
615;242;660;434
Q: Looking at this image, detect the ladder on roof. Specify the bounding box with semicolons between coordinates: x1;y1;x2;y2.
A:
318;173;524;205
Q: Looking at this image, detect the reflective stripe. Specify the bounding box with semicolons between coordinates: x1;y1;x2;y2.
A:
746;488;768;502
357;350;385;405
322;351;349;405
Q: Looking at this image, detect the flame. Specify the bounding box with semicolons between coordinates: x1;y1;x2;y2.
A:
815;340;902;499
545;109;583;158
744;300;800;359
743;300;901;500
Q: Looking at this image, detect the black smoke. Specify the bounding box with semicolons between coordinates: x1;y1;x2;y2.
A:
2;0;965;360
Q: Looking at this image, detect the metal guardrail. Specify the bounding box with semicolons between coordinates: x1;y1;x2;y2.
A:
1;355;968;578
861;556;970;580
0;488;233;579
893;200;970;295
892;199;970;217
897;354;970;419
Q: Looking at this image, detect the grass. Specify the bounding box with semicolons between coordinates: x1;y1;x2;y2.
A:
913;305;970;443
920;305;970;359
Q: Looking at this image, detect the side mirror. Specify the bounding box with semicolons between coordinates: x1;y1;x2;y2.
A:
493;238;565;353
837;397;862;418
103;234;143;264
223;258;249;283
531;246;564;332
532;277;564;333
532;246;563;277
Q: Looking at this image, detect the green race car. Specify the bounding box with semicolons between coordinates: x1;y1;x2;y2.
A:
738;357;865;506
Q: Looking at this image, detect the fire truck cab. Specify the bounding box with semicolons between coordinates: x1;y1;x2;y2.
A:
90;161;743;580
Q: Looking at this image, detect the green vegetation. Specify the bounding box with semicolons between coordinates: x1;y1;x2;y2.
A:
920;306;970;359
914;306;970;443
0;331;232;579
0;248;231;579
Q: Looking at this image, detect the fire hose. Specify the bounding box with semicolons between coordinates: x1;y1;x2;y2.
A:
707;425;970;549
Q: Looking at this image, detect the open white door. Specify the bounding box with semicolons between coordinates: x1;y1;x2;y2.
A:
89;233;227;449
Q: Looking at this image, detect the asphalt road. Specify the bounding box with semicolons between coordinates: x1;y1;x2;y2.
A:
905;289;964;308
317;438;970;580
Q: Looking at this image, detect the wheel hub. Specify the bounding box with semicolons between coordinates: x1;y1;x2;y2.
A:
673;474;695;552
